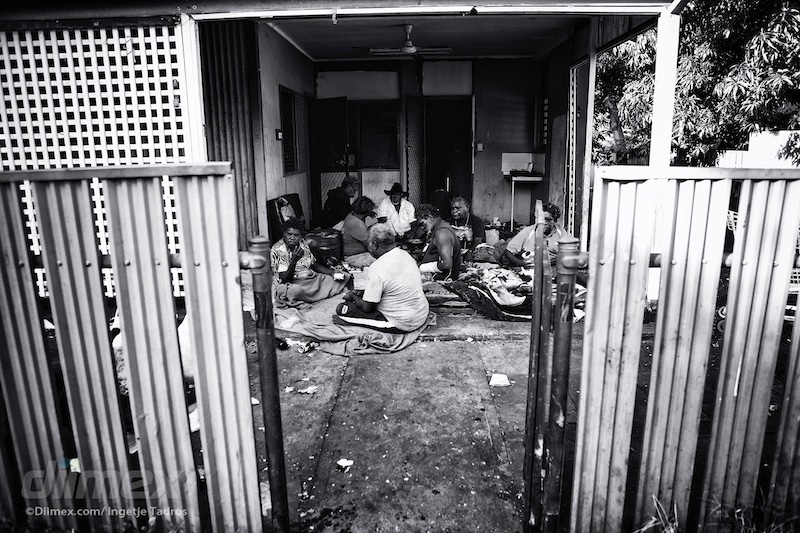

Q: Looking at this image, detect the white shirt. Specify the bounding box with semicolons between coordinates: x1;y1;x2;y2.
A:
363;247;429;331
506;224;570;265
375;198;415;236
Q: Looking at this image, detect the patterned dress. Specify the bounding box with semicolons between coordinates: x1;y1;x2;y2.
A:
270;238;314;283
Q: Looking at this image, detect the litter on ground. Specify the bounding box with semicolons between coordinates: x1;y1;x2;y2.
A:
336;458;354;470
489;374;511;387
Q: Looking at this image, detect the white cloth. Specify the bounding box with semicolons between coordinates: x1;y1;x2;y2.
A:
362;247;429;331
375;198;415;236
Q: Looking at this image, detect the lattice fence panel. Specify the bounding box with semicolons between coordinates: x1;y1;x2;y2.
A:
405;97;424;206
320;171;348;211
0;24;191;296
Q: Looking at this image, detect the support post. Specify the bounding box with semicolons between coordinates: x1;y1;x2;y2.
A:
647;8;682;301
248;235;290;533
523;203;547;532
579;18;598;251
524;201;557;532
542;237;587;532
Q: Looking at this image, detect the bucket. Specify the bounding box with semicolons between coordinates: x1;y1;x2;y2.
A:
485;228;500;246
306;229;342;260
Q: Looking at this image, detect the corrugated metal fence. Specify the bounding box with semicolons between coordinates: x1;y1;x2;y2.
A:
199;21;261;252
571;166;800;531
0;163;265;532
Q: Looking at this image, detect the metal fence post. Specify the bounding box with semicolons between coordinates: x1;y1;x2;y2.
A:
523;222;546;531
248;235;290;533
542;236;586;532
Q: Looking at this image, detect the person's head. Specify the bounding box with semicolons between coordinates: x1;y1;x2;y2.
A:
539;203;561;234
367;223;397;258
351;195;376;217
415;203;441;235
342;176;359;198
450;196;471;221
281;217;305;248
384;182;407;206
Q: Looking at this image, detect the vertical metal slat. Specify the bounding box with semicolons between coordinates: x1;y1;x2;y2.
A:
174;174;262;532
700;180;794;522
572;178;619;532
32;180;134;531
597;182;645;530
605;180;655;530
0;182;74;529
769;280;800;517
737;181;800;502
636;179;731;525
104;177;201;530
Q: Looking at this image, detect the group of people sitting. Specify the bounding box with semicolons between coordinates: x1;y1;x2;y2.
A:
271;175;572;332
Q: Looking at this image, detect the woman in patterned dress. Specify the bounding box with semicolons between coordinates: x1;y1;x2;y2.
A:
271;218;351;307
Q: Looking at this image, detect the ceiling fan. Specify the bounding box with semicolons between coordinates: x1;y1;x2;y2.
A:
369;24;452;57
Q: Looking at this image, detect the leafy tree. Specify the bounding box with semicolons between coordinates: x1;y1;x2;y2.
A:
594;0;800;166
593;31;656;165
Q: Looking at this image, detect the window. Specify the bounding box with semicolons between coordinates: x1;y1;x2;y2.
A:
280;87;297;174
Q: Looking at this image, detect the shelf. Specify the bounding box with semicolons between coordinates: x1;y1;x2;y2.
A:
504;174;544;183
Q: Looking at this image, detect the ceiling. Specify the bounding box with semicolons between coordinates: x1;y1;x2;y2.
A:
267;14;590;62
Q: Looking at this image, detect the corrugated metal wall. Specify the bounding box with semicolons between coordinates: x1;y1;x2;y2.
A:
0;164;264;532
635;178;731;527
199;21;260;250
572;166;800;532
700;178;800;524
571;175;656;532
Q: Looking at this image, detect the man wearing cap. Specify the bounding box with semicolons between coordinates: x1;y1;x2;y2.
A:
375;182;416;237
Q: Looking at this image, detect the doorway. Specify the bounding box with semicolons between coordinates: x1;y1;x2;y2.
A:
424;97;473;205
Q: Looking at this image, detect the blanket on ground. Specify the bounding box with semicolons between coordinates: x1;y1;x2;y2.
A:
274;296;435;356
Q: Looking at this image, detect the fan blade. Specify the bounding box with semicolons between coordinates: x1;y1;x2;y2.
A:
369;47;406;56
414;46;452;55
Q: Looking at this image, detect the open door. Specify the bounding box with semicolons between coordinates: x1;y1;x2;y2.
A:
424;97;473;203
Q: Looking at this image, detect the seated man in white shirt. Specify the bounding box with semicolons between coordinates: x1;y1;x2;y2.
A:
375;182;416;238
503;203;572;267
335;223;429;333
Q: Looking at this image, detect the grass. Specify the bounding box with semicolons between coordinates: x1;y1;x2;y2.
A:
633;496;680;533
707;501;800;533
634;497;800;533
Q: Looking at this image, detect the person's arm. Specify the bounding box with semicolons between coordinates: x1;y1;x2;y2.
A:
278;246;303;283
503;248;526;267
343;290;377;313
401;201;416;226
311;262;334;275
312;260;352;285
420;228;454;272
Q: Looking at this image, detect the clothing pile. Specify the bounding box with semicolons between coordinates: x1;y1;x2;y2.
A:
445;265;585;322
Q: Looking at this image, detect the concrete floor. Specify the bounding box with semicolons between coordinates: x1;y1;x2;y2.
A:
247;308;585;533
